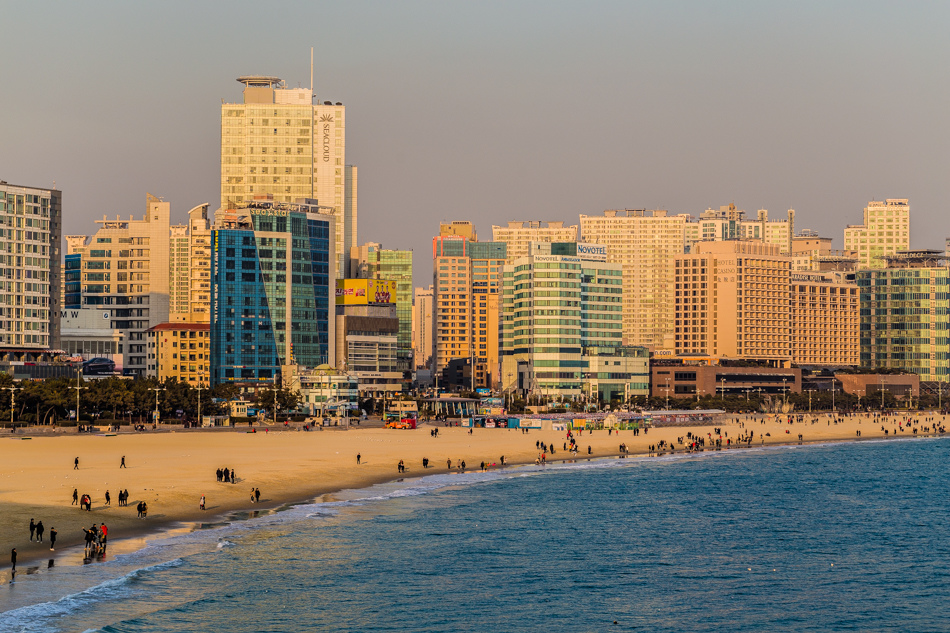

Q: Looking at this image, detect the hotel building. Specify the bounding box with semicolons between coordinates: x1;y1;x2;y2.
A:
0;181;61;356
491;221;578;261
221;75;356;278
579;209;686;349
208;198;335;385
673;241;791;364
500;242;646;401
843;199;910;270
790;271;860;366
857;250;949;382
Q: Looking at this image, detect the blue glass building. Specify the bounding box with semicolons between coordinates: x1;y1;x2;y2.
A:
64;253;82;309
209;200;335;385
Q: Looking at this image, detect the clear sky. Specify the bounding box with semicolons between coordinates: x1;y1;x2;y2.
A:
2;1;947;287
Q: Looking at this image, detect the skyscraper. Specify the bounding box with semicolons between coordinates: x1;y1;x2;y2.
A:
168;204;212;323
843;199;910;270
209;197;335;385
491;221;578;261
412;285;433;370
579;209;686;349
352;244;413;370
221;75;356;278
0;181;61;354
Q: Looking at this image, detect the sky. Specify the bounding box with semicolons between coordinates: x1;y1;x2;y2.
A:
1;1;948;287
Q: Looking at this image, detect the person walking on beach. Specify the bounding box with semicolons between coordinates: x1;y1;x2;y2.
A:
72;489;78;505
99;523;107;546
74;457;79;470
49;528;57;551
105;490;111;506
357;453;361;465
231;469;236;483
199;495;206;510
36;521;44;543
120;456;126;468
10;548;16;570
223;467;230;483
29;519;35;542
250;488;256;503
255;488;260;503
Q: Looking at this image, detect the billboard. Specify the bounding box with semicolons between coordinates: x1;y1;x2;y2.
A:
335;279;397;305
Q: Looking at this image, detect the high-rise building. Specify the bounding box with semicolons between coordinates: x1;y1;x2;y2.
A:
65;193;171;375
431;233;506;389
857;250;949;381
843;199;910;270
500;242;646;401
491;221;578;262
412;285;433;370
673;241;791;363
790;271;860;366
579;209;686;349
350;242;413;370
683;205;795;255
169;204;212;323
439;221;477;241
221;75;356;278
146;322;210;385
209;197;335;385
0;181;62;355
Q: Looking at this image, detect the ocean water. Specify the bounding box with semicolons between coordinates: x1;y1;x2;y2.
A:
2;438;950;632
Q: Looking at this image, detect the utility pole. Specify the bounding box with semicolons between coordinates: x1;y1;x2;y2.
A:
4;384;21;428
70;370;86;426
149;386;165;424
274;382;278;426
806;389;814;413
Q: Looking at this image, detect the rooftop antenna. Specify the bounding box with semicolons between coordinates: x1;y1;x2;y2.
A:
310;47;314;97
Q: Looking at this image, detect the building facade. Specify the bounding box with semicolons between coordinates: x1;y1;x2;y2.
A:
491;221;578;262
209;198;335;385
146;322;210;385
790;272;860;366
844;199;910;270
334;279;402;395
64;193;171;375
351;244;413;370
169;204;212;323
579;209;685;349
0;181;61;355
673;241;791;364
221;76;356;278
683;205;795;255
412;285;433;370
856;250;948;382
500;242;626;400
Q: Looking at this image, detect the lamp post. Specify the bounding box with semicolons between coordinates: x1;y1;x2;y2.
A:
71;370;87;426
720;378;726;404
939;380;943;411
149;386;165;424
806;388;814;413
4;385;21;428
782;378;788;404
274;382;279;425
881;376;885;410
665;377;670;410
831;386;836;413
196;372;205;427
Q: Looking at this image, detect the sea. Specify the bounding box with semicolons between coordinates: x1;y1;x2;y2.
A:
2;437;949;632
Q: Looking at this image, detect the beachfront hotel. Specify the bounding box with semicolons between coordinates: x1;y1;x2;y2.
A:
857;250;949;382
491;221;579;262
221;75;356;279
208;197;335;385
500;242;648;402
0;181;62;358
673;241;791;364
843;199;910;270
789;271;860;366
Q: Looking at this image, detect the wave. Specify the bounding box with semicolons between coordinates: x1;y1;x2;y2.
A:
0;559;182;633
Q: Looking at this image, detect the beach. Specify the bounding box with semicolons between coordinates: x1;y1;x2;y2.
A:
0;411;944;572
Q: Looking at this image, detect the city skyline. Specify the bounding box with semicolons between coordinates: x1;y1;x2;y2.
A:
2;2;949;288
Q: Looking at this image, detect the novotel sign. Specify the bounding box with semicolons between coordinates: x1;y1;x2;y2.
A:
576;243;608;260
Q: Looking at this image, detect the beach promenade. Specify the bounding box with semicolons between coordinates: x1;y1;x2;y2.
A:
0;412;944;570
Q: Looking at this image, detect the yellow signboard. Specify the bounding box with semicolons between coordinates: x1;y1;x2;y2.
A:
335;279;397;305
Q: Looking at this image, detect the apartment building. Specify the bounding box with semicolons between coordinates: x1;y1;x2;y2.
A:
412;285;433;370
349;243;413;369
168;204;212;323
221;75;356;278
0;181;61;356
147;322;210;385
673;241;791;364
683;205;795;255
843;199;910;270
491;221;578;261
579;209;686;349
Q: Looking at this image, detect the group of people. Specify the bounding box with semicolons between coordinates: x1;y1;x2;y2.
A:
249;487;261;503
82;522;108;554
215;467;237;483
28;519;55;549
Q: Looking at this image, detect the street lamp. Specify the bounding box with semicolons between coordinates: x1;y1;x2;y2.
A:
721;378;726;404
665;377;670;410
881;376;885;410
806;388;814;413
196;372;205;427
3;384;22;428
782;378;788;404
149;386;165;424
71;370;87;426
831;386;836;413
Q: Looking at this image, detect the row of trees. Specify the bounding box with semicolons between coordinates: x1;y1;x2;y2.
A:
0;373;303;426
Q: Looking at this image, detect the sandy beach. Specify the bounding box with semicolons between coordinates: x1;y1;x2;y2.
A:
0;411;945;572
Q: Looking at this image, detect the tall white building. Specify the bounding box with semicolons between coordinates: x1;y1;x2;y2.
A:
844;199;910;270
412;285;433;369
491;221;578;262
0;181;61;355
221;75;356;278
168;204;212;323
683;205;795;255
579;209;686;349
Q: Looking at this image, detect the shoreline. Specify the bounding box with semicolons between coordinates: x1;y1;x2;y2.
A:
1;413;945;575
